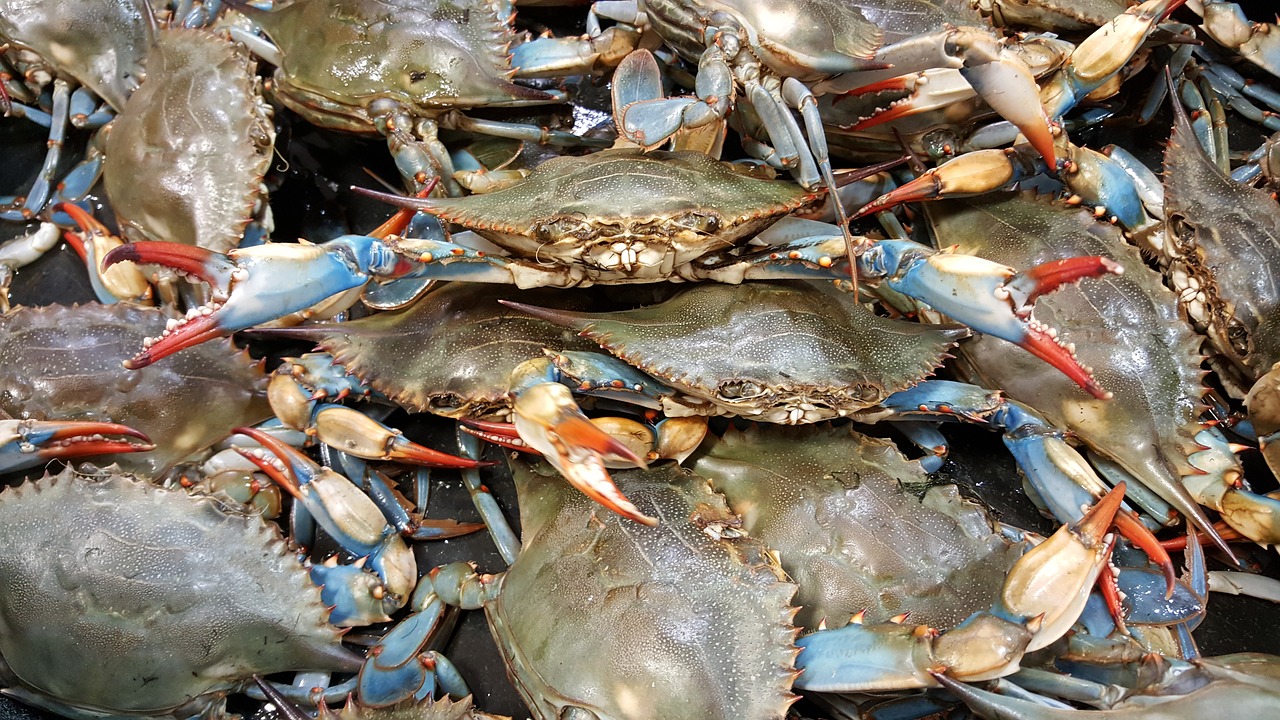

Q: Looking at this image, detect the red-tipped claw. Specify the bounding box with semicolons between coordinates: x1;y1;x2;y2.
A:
1114;508;1177;598
459;418;537;454
312;405;493;469
4;419;155;467
514;382;656;526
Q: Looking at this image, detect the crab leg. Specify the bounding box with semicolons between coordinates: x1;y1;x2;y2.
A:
455;428;521;565
232;426;416;620
851;140;1152;233
1040;0;1188;119
356;562;491;707
0;418;153;473
933;670;1280;718
794;486;1122;691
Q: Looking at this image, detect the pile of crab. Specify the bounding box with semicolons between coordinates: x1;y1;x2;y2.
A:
3;0;1280;718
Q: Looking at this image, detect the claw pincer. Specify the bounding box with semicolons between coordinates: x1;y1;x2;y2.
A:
232;425;416;620
794;486;1124;690
0;418;153;473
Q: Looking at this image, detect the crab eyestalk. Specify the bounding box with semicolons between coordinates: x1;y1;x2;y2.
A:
0;419;154;473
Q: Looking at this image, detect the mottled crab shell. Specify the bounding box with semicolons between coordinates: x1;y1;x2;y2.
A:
104;28;274;254
491;459;800;720
641;0;881;81
0;303;271;476
692;424;1018;631
0;0;155;110
241;0;555;133
977;0;1132;31
412;149;821;268
1163;94;1280;394
926;193;1215;529
517;281;968;422
0;466;358;718
292;284;597;420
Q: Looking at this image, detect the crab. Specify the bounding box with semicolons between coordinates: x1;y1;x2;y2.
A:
0;0;154;221
222;0;605;195
484;281;1173;562
920;191;1266;576
320;434;1129;715
1158;76;1280;503
102;149;1119;403
0;466;361;719
0;302;271;478
98;28;276;269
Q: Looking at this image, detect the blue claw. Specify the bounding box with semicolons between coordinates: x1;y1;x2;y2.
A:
101;236;405;368
232;426;417;616
0;418;153;474
862;240;1120;399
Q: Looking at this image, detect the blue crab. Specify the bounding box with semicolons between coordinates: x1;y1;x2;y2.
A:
0;466;360;719
101;149;1117;402
328;440;1128;715
0;302;270;477
223;0;604;194
0;0;154;221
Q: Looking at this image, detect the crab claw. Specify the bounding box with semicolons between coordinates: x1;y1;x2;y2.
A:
312;404;491;469
1000;484;1122;651
231;425;416;608
851;146;1046;220
513;382;657;526
1040;0;1187;118
101;236;394;368
862;239;1119;399
0;418;153;473
57;203;152;303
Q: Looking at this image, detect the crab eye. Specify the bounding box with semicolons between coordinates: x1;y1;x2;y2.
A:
716;379;766;400
677;213;721;234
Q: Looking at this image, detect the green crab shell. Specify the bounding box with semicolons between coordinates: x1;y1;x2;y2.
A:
304;285;598;420
0;467;357;718
0;0;155;111
489;459;800;720
520;281;968;422
244;0;554;133
1163;92;1280;391
104;29;274;254
417;149;821;268
641;0;881;81
692;424;1019;631
0;303;271;476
